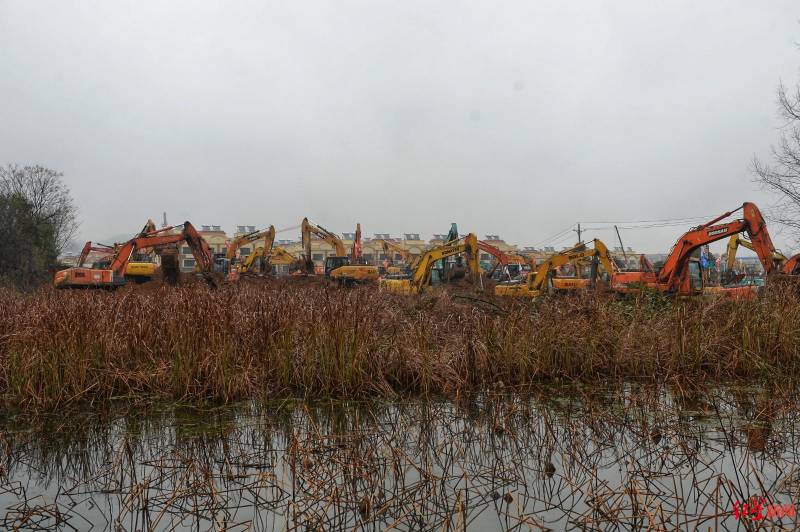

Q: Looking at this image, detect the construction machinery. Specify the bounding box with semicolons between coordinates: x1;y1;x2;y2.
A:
372;238;414;275
300;218;379;284
225;225;276;280
725;233;787;273
611;202;778;296
477;240;528;281
55;221;216;288
495;239;616;297
783;253;800;275
55;221;160;288
379;233;480;294
75;241;115;267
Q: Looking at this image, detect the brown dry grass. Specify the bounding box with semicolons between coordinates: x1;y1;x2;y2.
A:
0;279;798;410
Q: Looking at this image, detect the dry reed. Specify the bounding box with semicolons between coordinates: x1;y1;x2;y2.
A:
0;280;798;410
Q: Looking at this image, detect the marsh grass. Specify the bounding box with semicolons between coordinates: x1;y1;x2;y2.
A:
1;280;799;410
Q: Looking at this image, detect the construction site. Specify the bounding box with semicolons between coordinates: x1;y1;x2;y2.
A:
52;202;800;297
6;0;800;529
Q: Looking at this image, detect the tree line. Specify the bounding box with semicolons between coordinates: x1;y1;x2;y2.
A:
0;164;78;289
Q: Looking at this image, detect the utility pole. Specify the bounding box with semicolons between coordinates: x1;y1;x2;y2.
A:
574;223;582;243
614;225;628;263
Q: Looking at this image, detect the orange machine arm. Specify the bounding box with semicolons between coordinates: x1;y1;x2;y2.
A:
783;253;800;275
110;222;215;276
77;241;115;267
657;202;777;292
351;223;363;261
477;241;525;267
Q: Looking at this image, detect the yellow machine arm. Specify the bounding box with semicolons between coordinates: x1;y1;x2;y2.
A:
227;226;276;260
497;239;616;297
726;233;786;272
241;245;294;273
533;239;616;290
269;247;298;265
381;234;479;294
301;218;346;263
374;239;411;263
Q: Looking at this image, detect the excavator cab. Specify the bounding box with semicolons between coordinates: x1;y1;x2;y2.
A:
324;256;350;276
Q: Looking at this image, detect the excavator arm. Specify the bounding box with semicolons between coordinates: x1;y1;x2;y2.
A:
300;217;347;273
351;223;363;262
496;239;616;297
527;240;614;293
111;222;215;277
375;239;411;264
77;241;115;267
782;253;800;275
478;240;527;280
381;234;479;294
725;233;786;272
226;226;276;260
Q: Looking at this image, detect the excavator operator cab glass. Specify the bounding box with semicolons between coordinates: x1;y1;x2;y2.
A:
688;261;703;292
324;256;350;276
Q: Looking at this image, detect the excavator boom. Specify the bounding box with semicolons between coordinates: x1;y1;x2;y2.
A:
725;233;787;272
110;222;214;278
496;239;616;297
381;234;479;294
657;202;776;294
300;217;347;273
226;226;276;260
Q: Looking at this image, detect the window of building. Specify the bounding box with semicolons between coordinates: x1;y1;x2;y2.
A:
379;253;386;260
182;247;191;255
481;253;491;261
312;253;323;261
394;253;402;261
364;254;374;262
184;259;196;268
240;247;251;256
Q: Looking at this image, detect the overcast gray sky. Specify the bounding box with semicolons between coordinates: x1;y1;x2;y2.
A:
1;1;799;255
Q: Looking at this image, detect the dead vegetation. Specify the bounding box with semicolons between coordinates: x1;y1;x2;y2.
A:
0;280;799;410
0;387;799;529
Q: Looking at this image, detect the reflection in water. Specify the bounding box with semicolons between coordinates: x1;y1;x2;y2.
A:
1;385;799;530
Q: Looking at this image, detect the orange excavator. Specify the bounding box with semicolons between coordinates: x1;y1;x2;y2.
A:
611;202;779;296
55;221;216;288
55;221;159;288
477;240;528;281
75;241;116;267
783;254;800;275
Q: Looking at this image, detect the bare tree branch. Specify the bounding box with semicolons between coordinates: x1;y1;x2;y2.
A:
753;80;800;245
0;164;79;254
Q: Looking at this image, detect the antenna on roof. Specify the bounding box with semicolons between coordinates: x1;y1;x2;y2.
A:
162;212;168;228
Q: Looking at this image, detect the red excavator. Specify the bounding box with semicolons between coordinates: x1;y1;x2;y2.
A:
611;202;779;296
75;241;116;267
55;221;216;288
477;240;528;281
781;253;800;276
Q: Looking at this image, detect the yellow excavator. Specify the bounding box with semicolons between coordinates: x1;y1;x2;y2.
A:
225;226;276;280
379;233;480;294
495;239;617;297
300;218;379;284
373;238;414;275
